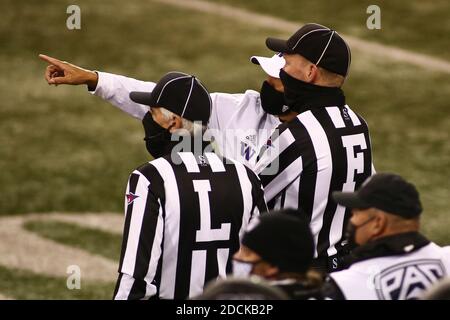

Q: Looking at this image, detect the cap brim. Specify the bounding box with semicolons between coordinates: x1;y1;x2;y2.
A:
250;54;286;78
266;37;293;53
332;191;370;209
129;91;154;106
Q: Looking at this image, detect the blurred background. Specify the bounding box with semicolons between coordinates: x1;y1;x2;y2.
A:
0;0;449;299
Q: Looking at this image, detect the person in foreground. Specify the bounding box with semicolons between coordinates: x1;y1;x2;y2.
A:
321;173;450;300
232;209;323;299
253;23;375;273
114;72;267;300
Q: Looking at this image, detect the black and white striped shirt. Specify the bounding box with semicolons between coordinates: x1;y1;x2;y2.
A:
254;104;374;260
114;150;267;300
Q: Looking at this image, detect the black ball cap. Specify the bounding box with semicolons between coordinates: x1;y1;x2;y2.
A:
242;210;314;274
266;23;351;77
129;71;211;124
332;173;423;218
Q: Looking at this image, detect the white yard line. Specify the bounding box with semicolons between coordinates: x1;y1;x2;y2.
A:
0;293;12;300
41;212;124;234
0;214;120;282
154;0;450;74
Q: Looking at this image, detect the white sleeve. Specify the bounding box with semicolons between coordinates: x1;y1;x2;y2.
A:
90;71;156;120
208;90;273;131
208;92;238;131
206;91;280;169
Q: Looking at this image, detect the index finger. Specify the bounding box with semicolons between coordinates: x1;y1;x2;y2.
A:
38;54;65;68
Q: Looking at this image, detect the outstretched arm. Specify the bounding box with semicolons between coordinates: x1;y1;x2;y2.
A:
39;54;155;120
39;54;99;87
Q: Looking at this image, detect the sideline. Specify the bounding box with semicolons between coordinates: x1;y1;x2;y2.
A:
0;213;121;282
154;0;450;74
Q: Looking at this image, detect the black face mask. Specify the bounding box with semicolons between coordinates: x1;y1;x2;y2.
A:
345;216;375;248
259;80;288;115
279;69;345;113
142;112;175;158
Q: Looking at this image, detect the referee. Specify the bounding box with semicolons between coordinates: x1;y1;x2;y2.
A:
114;72;267;300
254;24;375;273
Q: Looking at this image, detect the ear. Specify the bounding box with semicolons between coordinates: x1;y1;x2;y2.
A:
307;64;319;82
372;212;388;236
168;115;183;133
263;264;280;279
267;76;284;92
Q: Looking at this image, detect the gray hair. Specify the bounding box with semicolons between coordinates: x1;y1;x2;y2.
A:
160;107;206;136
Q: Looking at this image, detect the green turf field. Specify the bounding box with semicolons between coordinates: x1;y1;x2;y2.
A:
209;0;450;60
0;0;449;299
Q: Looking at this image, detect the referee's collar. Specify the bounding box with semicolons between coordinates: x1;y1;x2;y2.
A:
291;90;346;114
345;232;430;266
303;90;345;109
169;137;215;157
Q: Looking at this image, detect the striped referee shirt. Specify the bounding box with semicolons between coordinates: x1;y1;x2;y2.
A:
254;104;374;260
114;150;267;300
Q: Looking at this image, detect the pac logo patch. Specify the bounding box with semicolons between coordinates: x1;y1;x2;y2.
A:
126;192;139;205
375;259;446;300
